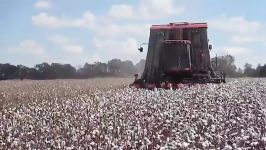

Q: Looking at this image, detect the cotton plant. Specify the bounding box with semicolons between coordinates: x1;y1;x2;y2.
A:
0;78;265;149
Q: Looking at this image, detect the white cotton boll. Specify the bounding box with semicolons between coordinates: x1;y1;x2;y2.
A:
262;137;266;142
11;138;19;147
230;119;236;124
80;130;85;135
128;136;132;140
211;125;216;132
232;143;237;148
144;128;147;134
92;129;99;135
242;136;249;141
202;119;208;126
240;129;244;134
26;142;31;148
90;142;95;146
202;140;210;148
250;141;258;146
178;142;189;148
204;133;212;140
223;144;232;150
145;137;152;145
66;145;75;150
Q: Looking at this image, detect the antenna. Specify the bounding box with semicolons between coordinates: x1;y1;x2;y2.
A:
215;54;218;70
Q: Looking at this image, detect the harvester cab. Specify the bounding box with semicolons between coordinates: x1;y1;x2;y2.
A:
131;22;225;89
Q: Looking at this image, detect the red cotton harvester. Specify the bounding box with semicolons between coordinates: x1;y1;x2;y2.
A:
131;22;225;89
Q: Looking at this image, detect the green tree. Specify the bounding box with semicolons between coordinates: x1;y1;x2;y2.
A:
211;55;237;77
108;59;122;76
120;60;136;76
35;63;55;79
244;63;256;77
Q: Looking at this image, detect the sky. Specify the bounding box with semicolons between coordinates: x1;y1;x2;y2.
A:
0;0;266;68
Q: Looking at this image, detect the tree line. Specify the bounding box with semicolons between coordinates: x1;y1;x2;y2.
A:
211;55;266;77
0;55;265;80
0;59;145;80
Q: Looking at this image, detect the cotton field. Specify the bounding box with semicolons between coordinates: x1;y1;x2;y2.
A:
0;78;266;149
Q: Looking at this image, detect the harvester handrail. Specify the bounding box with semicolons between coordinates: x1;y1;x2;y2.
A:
161;40;191;44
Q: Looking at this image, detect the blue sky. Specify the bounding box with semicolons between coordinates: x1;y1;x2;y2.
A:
1;0;266;68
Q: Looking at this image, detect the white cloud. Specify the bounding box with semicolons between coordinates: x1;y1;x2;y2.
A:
91;22;150;39
92;37;143;62
32;13;69;28
32;9;150;40
211;46;250;57
34;0;51;10
82;53;101;64
64;45;83;54
208;16;266;67
32;11;149;40
89;53;101;63
230;35;266;46
9;40;45;55
209;16;261;35
109;4;134;19
31;8;151;63
75;12;96;27
139;0;184;19
109;0;184;20
32;12;95;28
92;38;138;54
223;46;250;55
231;36;258;44
49;35;84;54
207;16;266;46
230;31;266;50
